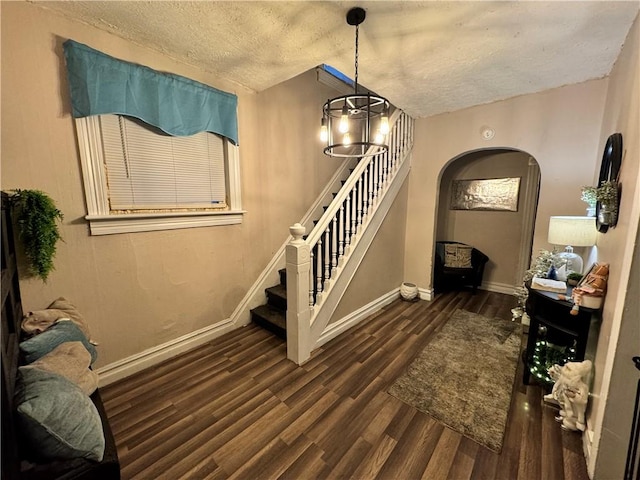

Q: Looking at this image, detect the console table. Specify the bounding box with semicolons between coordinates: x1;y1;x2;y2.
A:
523;281;600;385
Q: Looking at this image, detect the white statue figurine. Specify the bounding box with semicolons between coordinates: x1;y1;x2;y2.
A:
544;360;592;431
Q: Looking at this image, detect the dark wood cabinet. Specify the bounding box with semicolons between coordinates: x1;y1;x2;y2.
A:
523;282;600;385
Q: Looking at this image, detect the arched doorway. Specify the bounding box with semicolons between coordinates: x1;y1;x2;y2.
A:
435;148;541;292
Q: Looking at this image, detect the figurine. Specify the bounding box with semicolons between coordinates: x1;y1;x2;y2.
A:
571;263;609;315
544;360;592;431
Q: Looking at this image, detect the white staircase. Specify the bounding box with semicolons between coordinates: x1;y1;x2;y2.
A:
286;110;414;364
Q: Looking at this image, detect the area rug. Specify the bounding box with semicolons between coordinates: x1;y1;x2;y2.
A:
387;309;521;452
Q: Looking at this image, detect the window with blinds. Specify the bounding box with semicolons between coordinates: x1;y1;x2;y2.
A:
99;114;227;211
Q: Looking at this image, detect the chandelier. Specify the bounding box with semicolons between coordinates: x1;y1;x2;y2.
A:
320;7;390;158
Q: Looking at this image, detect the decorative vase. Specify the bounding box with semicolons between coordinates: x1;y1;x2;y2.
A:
400;282;419;301
586;206;596;217
598;204;614;225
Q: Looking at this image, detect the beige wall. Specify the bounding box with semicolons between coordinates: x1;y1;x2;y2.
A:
437;151;534;287
331;177;409;322
588;13;640;478
405;79;608;292
0;2;342;368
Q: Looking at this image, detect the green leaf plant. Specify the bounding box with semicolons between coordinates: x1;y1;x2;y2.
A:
6;189;64;281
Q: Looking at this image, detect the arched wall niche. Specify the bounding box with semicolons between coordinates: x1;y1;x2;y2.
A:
434;148;541;293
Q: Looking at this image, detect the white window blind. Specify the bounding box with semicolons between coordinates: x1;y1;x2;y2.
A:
99;115;227;211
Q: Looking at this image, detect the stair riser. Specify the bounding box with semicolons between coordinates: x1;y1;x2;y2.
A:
251;312;286;339
266;291;287;310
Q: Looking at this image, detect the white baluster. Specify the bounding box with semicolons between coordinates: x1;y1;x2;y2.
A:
316;240;323;293
392;122;398;172
309;250;315;307
338;205;345;257
324;227;330;280
403;114;408;153
357;177;363;229
368;161;375;210
378;153;383;195
373;154;380;201
351;186;357;238
383;149;389;186
361;169;366;219
331;217;338;275
398;118;403;159
345;195;351;246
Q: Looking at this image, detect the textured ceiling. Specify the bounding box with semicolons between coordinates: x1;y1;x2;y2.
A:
34;1;639;118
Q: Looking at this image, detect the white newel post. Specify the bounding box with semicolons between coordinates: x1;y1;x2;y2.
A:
286;223;312;365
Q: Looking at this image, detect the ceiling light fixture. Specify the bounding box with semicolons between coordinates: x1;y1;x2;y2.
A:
321;7;390;158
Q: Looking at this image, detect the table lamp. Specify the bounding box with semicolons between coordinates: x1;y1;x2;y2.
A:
548;216;597;275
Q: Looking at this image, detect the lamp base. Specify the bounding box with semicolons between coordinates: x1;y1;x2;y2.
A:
556;251;584;276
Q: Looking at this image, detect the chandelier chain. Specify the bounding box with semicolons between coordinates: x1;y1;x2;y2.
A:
354;24;359;94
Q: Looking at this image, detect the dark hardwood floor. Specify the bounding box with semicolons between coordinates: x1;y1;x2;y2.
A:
101;290;590;480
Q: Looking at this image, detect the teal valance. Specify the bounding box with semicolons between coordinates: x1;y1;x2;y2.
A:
63;40;238;145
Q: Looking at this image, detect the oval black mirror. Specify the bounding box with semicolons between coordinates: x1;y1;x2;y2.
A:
595;133;623;233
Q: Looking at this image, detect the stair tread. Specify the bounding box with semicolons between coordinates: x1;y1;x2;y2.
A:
266;284;287;298
251;304;286;329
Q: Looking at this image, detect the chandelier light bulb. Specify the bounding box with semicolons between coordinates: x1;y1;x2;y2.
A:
339;105;349;133
379;115;390;135
320;119;328;142
343;132;351;146
374;131;384;144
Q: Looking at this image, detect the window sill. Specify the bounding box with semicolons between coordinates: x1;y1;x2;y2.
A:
85;210;246;235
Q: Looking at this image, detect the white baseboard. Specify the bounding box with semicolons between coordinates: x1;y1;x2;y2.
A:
96;318;237;387
95;281;514;387
480;281;518;295
316;288;400;348
419;287;433;301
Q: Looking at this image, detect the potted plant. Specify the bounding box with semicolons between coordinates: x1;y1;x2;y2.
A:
595;181;619;226
567;272;583;287
5;189;64;281
582;181;619;225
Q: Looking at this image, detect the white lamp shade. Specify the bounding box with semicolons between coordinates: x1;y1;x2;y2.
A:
548;216;597;247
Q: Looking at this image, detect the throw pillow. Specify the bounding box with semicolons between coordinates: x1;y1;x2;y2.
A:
20;341;99;395
15;368;105;462
20;320;98;365
21;309;70;336
443;244;460;267
443;243;473;268
47;297;93;341
455;245;473;268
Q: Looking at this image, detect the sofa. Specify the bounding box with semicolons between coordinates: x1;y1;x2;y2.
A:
1;192;120;480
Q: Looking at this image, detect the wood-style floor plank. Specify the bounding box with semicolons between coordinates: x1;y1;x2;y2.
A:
102;290;590;480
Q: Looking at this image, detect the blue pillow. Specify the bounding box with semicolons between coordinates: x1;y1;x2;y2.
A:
20;320;97;365
15;368;105;462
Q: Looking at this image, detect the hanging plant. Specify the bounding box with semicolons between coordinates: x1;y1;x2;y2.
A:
594;181;618;206
581;181;618;208
6;189;64;281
